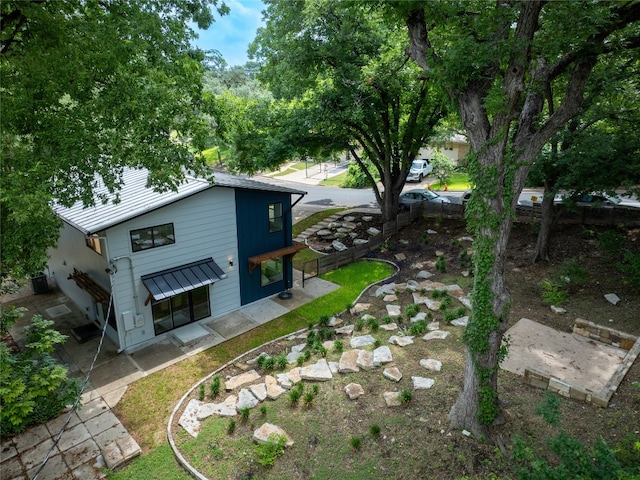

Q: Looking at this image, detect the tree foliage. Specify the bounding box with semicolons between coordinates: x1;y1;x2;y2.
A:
398;0;640;437
237;0;448;221
0;0;228;279
0;308;82;436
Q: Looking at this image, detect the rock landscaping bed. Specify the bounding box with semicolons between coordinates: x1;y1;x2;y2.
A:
169;217;640;479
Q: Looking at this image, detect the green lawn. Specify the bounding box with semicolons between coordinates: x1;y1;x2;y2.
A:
429;172;471;191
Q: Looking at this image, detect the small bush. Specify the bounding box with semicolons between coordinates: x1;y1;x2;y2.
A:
367;317;379;332
409;320;427;335
303;350;312;361
318;315;331;327
239;407;250;423
443;307;467;322
306;330;317;346
209;375;222;398
256;353;268;369
227;419;236;435
373;338;382;348
558;258;590;285
354;319;364;331
616;250;640;288
198;383;206;401
254;433;287;466
399;390;413;404
350;436;362;450
598;229;624;257
302;391;315;408
435;255;447;273
404;304;420;318
318;328;334;340
296;355;305;367
381;315;393;324
541;280;567;305
334;340;344;354
262;356;276;371
311;384;319;396
259;405;268;417
274;353;288;371
369;424;381;438
288;388;301;406
431;289;448;299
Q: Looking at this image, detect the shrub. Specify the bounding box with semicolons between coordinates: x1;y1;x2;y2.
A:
381;315;393;324
254;433;287;466
227;419;236;435
404;304;420;318
399;390;413;404
369;424;381;438
209;375;222;398
274;354;288;371
333;340;344;354
262;356;276;371
296;355;305;367
288;388;301;406
239;407;250;423
259;405;268;417
198;383;206;401
0;314;82;436
318;315;331;327
373;338;382;348
512;392;627;479
435;255;447;273
616;250;640;288
558;258;590;285
598;229;624;257
354;319;364;331
302;391;315;408
350;436;362;450
409;320;427;335
541;280;567;305
366;317;379;332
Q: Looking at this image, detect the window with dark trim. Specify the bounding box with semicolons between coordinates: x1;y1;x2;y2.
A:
260;257;283;286
268;203;283;233
151;286;210;334
130;223;175;252
86;235;102;255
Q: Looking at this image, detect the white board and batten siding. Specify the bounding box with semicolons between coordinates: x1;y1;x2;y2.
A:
106;187;241;349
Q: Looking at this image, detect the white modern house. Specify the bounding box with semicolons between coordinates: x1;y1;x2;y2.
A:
48;169;306;352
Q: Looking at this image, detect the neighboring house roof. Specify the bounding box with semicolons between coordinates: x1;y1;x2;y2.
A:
54;168;306;235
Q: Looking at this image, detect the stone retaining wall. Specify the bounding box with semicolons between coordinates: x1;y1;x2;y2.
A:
523;320;640;407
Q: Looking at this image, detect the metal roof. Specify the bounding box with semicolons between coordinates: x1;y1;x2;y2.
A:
141;258;227;301
54;169;306;235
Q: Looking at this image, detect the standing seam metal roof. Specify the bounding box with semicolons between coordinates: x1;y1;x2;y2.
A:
53;169;306;235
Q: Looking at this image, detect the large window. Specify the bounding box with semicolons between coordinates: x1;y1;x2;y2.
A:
130;223;175;252
261;257;283;286
151;286;210;334
268;203;283;233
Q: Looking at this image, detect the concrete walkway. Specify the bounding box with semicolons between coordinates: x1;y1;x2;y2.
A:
0;270;339;479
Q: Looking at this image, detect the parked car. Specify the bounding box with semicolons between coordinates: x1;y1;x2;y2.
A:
518;192;637;208
399;189;450;210
406;159;433;182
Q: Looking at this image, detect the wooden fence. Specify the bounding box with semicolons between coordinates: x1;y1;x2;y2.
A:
301;200;640;285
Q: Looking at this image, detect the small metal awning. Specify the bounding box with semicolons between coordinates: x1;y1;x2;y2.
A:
141;258;227;302
247;243;308;274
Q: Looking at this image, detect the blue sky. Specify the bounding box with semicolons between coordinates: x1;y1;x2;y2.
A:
192;0;265;66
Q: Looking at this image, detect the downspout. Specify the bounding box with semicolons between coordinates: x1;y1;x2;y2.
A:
279;192;306;298
109;255;140;352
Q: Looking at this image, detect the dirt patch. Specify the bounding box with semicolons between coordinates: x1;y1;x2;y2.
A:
171;215;640;479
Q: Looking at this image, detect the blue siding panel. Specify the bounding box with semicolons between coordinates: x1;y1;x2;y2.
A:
235;189;295;304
